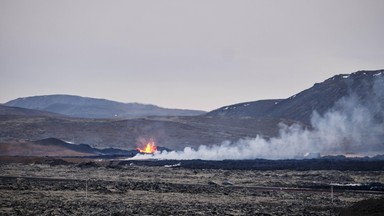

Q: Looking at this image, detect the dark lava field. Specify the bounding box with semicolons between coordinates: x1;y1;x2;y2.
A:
0;157;383;215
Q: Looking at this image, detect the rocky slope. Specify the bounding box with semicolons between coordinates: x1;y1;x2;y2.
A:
208;70;384;124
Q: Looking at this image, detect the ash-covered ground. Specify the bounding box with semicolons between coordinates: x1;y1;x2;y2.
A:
0;158;383;215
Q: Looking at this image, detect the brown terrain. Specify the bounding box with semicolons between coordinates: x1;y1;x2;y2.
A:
0;140;93;157
0;114;290;152
0;158;383;215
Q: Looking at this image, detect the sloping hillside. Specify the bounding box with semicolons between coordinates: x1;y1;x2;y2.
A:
208;70;384;123
0;104;64;117
207;99;283;117
0;138;138;157
5;95;206;118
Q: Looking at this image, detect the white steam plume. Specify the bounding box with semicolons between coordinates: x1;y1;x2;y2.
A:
132;76;384;160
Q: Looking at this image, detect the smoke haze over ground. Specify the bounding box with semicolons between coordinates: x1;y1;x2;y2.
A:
133;75;384;160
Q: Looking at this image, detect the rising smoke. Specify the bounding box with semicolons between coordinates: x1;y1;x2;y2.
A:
132;75;384;160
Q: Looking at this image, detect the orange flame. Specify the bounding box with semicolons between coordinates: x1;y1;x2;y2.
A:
136;141;157;154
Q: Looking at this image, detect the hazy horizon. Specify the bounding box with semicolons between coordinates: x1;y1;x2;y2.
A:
1;0;383;111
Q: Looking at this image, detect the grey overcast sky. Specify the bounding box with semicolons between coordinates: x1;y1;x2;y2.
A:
1;0;383;111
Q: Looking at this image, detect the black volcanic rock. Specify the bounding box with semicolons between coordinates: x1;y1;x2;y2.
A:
340;198;384;216
207;70;384;124
34;138;99;154
33;138;136;156
5;94;206;118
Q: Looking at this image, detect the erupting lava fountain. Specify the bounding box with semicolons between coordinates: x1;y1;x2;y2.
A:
136;141;157;154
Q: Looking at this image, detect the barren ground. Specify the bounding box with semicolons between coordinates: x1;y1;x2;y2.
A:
0;159;383;215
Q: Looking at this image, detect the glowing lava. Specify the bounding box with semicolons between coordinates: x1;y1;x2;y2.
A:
136;141;157;154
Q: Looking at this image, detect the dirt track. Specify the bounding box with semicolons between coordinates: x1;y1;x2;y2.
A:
0;161;383;215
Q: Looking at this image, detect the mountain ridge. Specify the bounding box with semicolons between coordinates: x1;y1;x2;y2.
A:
207;69;384;124
5;94;206;118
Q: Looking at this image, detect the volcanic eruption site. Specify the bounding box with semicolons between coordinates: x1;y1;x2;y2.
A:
136;140;157;154
132;73;384;160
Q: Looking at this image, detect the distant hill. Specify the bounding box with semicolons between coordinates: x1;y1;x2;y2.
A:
207;70;384;123
0;138;139;157
1;70;383;155
0;104;64;117
5;95;206;118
